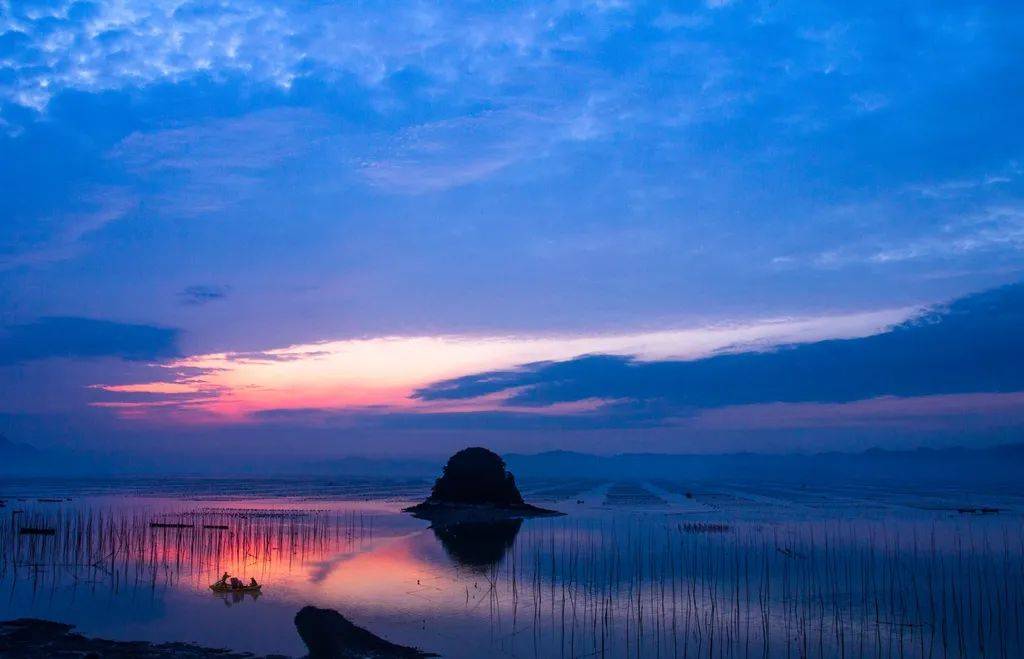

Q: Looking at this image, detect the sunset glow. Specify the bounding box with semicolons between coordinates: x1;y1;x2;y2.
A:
3;3;1024;658
91;308;912;421
3;0;1023;456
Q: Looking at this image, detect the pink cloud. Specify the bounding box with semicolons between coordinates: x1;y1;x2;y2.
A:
89;307;912;424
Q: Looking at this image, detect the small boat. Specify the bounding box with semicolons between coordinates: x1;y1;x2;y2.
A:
208;585;262;593
210;582;262;593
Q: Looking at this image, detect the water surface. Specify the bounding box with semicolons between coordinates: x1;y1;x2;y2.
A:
1;477;1022;658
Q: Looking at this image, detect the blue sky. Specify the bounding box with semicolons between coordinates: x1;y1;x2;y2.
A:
1;1;1023;458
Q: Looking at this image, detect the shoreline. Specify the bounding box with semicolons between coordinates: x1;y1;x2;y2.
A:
0;618;272;658
0;607;435;659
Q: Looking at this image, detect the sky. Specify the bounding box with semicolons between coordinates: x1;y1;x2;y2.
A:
1;0;1023;460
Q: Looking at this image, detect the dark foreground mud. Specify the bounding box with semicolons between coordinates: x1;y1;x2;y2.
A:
1;608;436;658
0;618;270;658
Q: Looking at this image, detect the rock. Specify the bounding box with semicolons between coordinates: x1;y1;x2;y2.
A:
0;618;264;658
422;447;523;506
294;607;436;658
1;610;432;659
404;447;561;520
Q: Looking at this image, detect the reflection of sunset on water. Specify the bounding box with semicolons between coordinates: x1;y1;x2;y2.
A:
312;536;443;605
3;487;1023;659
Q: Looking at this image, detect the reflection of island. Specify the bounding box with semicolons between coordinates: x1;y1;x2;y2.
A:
431;518;522;571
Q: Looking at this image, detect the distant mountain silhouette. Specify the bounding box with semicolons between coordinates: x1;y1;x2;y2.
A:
4;435;1021;484
0;434;44;472
0;433;36;457
503;444;1024;483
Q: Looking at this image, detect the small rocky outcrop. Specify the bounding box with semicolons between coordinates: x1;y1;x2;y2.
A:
1;609;434;659
0;618;268;658
404;447;561;521
294;607;436;658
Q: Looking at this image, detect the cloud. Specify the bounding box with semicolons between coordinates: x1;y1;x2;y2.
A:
850;91;889;114
90;306;911;421
251;406;649;431
105;105;588;211
0;186;138;270
111;109;319;175
357;110;565;194
906;163;1020;200
1;2;310;111
0;1;628;114
0;317;180;365
108;108;321;215
180;284;229;305
109;103;604;202
808;203;1024;268
414;283;1024;412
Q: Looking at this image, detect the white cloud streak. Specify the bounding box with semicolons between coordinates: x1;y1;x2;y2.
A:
93;305;915;421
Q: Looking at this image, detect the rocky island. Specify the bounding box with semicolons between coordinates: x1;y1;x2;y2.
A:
404;447;562;523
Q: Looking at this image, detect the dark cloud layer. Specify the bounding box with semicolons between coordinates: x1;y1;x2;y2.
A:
0;317;180;365
415;283;1024;411
251;407;656;431
180;284;229;305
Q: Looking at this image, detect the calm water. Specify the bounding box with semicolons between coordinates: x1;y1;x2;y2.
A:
1;477;1022;658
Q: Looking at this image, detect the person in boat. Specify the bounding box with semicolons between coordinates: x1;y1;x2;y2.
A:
249;577;259;588
229;576;244;589
215;572;230;588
